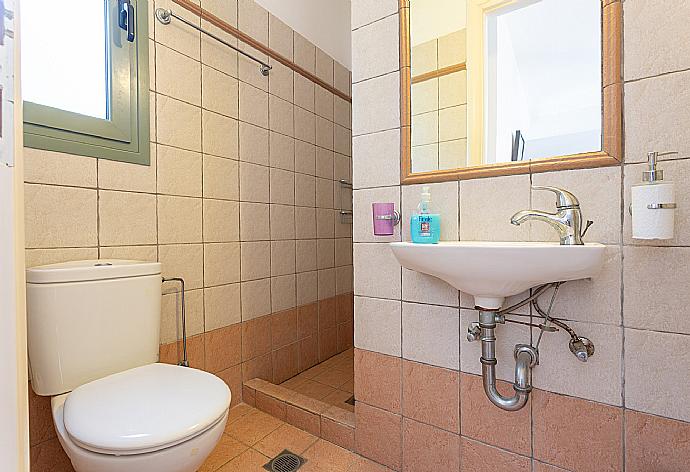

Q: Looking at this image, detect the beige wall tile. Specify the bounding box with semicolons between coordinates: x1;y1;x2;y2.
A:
438;105;467;142
269;14;293;60
24;184;98;249
625;328;690;422
205;242;241;286
238;43;269;91
623;159;690;245
295;173;316;207
353;186;401;243
202;65;239;118
625;70;690;162
203;155;239;200
402;302;459;370
155;0;201;59
240;202;270;241
317;239;335;269
354;296;402;357
161;289;204;344
241;278;272;320
269;132;295;171
25;248;98;268
238;0;268;42
270;204;296;240
623;0;690;81
334;97;352;130
156;94;202;151
240;162;270;203
157;145;202;197
297;271;318;305
460;309;531;382
315;48;334;86
241;241;271;281
411;144;438;173
202;0;238;29
271;275;297;312
318;268;336;299
334;61;351;96
439;139;466;170
295;140;316;175
532;166;622;244
316;208;335;238
156;43;201;105
316;178;334;209
201;32;238;78
333;153;351;183
353;243;401;299
315;86;334;122
534;321;623;406
157;195;202;245
24;149;96;188
336;265;353;294
295;207;317;239
204;283;242;331
294;32;316;74
239;122;270;166
439;70;467;108
411;79;439;116
351;14;399;83
158;244;204;290
412;112;439;147
352;72;400;136
97;149;157;193
202;110;239;159
402;269;458;308
402;181;459;242
316;117;334;151
460;174;531;241
239;82;269;128
315;148;334;180
438;29;466;68
624;246;690;334
295;240;317;273
295;107;316;144
99;191;157;246
335;238;353;266
99;245;157;261
270;168;295;205
294;74;315;112
352;128;400;189
351;0;398;29
271;240;296;276
411;39;437;76
203;199;239;242
269;95;294;137
268;60;294;103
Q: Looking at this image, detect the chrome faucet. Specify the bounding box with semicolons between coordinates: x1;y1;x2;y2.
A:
510;186;592;245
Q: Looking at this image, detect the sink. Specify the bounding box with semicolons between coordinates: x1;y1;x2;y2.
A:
390;241;605;309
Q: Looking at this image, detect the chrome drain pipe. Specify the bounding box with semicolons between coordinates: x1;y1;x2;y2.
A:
477;311;538;411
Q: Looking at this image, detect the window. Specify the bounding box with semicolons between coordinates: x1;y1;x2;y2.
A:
21;0;150;165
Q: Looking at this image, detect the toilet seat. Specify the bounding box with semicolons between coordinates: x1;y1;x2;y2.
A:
62;363;231;456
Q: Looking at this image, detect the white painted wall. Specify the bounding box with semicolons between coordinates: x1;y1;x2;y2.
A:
254;0;352;69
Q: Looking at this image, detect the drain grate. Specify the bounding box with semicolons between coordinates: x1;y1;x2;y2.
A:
263;449;306;472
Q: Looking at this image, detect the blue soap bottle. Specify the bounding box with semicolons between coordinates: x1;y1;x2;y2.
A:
410;186;440;244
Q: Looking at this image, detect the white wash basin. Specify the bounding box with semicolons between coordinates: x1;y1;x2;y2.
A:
390;241;605;309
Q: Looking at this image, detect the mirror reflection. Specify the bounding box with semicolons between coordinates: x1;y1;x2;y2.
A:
409;0;603;173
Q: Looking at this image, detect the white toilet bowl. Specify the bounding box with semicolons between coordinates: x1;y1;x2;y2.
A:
49;363;231;472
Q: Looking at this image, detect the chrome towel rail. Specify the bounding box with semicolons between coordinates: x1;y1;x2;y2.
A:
155;8;272;76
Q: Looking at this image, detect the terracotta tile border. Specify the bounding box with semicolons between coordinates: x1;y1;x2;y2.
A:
244;378;356;452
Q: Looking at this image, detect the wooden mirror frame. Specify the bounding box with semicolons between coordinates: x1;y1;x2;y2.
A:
399;0;622;184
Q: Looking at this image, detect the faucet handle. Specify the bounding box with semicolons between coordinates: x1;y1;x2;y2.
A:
531;186;580;208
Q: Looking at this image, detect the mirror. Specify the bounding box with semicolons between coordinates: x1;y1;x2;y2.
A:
400;0;622;183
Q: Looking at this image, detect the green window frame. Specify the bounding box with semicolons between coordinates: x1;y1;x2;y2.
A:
23;0;150;165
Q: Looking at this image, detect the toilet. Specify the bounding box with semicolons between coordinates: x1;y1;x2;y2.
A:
26;260;231;472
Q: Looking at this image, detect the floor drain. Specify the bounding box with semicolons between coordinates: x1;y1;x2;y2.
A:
263;450;305;472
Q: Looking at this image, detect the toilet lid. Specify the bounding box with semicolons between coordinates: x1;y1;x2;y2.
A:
63;363;231;455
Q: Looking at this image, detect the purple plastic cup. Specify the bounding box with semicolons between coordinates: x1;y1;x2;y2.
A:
372;202;399;236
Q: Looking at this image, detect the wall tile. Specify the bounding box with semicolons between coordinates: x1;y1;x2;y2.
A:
625;70;690;162
354;295;401;356
334;61;351;96
98;151;157;193
351;0;398;30
294;74;316;112
402;269;458;308
625;409;690;472
354;349;401;413
241;278;273;321
270;204;296;240
271;275;297;312
241;241;271;281
239;82;269;128
315;48;334;86
402;302;459;370
532;390;623;471
201;30;238;78
625;328;690;422
403;419;460;472
460;438;530;472
296;239;317;273
24;184;98;249
315;148;334;180
23;148;97;188
269;95;294;137
352;128;400;189
295;207;317;239
203;155;239;201
268;60;294;103
240;202;270;241
202;110;239;159
294;32;316;74
295;107;316;144
403;360;459;433
623;246;690;334
155;0;201;60
352;72;400;137
157;145;202;197
156;43;201;105
239;122;270;166
99;191;157;246
204;242;241;286
459;174;531;241
239;162;270;203
355;402;402;470
269;132;295;171
315;86;334;121
202;65;239;118
204;283;241;330
297;271;318;305
98;245;157;262
156;94;202;151
158;244;204;290
623;0;690;81
295;173;316;207
157;195;203;244
438;29;466;68
351;14;399;83
295;140;317;175
353;243;401;299
238;42;269;91
203;199;240;242
271;240;296;276
25;248;98;268
268;14;293;60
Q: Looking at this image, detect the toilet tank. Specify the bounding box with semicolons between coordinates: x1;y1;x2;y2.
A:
26;260;162;396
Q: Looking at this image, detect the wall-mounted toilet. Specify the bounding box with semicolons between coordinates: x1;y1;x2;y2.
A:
26;260;231;472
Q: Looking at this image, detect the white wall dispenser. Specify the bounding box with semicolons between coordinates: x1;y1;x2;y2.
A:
631;151;677;240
